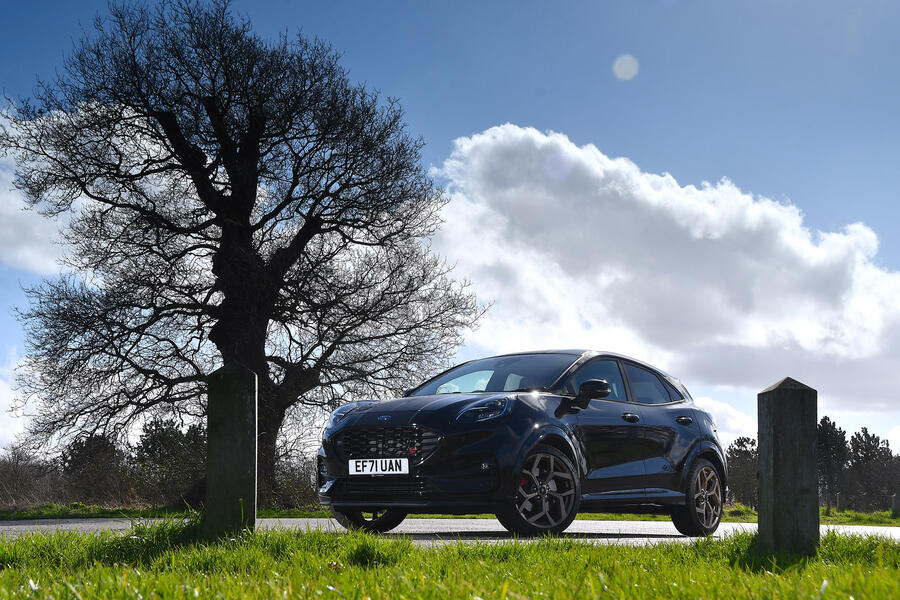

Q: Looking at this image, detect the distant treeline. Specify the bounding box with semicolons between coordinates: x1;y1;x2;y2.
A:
727;417;900;511
4;415;897;513
0;418;317;510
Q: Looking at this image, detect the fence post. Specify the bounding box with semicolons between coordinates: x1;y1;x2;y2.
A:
757;377;819;554
203;362;258;537
835;492;842;512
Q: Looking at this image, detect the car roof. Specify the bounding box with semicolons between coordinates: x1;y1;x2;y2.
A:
482;349;676;380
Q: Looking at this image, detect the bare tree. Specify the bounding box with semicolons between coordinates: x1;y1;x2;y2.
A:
0;0;481;501
0;444;66;509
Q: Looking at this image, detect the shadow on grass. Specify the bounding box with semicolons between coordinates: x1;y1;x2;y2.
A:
726;535;813;573
0;511;209;571
0;514;416;572
92;511;208;561
718;530;900;573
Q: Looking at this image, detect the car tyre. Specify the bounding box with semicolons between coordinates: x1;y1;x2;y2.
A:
496;444;581;537
329;507;407;533
671;458;723;536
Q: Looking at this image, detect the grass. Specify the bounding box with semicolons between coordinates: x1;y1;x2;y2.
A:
6;502;899;527
0;516;898;598
0;502;188;521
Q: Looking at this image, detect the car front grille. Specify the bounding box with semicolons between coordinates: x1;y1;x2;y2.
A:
333;427;440;465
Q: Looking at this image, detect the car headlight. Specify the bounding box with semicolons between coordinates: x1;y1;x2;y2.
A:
456;395;512;423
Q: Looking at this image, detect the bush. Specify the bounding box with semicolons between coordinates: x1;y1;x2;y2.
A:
131;419;206;508
60;435;132;505
274;454;319;509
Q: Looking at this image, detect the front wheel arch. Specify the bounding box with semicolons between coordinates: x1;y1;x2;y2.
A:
534;434;578;468
511;426;581;494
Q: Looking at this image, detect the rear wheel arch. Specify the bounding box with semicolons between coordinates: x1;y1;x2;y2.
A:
688;447;728;504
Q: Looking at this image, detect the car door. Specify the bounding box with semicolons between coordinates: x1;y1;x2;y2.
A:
570;358;646;497
621;362;700;497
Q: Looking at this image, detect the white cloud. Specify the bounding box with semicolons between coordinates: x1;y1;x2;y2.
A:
887;426;900;453
0;155;64;275
434;124;900;416
0;347;25;448
613;54;639;81
693;396;756;448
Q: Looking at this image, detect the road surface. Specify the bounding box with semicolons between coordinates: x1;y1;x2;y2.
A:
1;517;898;546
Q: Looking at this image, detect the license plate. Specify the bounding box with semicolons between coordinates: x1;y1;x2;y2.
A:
349;458;409;476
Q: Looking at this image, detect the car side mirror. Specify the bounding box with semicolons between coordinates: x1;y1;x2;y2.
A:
401;388;415;397
574;379;611;409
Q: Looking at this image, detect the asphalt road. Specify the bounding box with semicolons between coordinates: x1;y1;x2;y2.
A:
2;517;898;546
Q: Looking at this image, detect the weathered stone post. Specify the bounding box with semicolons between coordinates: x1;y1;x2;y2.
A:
203;362;258;537
892;494;899;519
757;377;818;554
835;492;843;512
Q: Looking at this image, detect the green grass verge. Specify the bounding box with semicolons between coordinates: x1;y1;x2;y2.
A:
5;502;899;527
0;503;189;521
1;517;898;598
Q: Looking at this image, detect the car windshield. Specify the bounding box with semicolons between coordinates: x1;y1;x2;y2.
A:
411;353;579;396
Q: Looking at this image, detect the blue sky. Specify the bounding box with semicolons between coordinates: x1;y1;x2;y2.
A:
2;0;900;447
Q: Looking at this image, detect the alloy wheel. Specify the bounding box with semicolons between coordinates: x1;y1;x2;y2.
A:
516;452;577;529
693;465;722;529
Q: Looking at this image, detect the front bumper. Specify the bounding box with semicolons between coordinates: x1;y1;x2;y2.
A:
317;425;520;512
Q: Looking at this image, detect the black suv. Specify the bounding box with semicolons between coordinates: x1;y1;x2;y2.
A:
318;350;726;536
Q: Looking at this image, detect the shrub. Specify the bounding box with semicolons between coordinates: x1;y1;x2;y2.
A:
131;418;206;508
60;435;132;505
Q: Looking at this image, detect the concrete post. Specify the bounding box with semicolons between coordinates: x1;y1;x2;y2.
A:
835;492;842;512
757;377;818;554
892;494;899;519
203;362;257;537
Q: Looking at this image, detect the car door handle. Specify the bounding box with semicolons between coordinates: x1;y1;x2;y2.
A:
621;412;640;423
675;415;693;426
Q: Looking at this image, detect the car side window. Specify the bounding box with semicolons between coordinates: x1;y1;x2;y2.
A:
569;360;626;401
624;363;671;405
664;380;684;402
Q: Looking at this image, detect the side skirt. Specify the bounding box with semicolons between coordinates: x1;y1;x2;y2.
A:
580;489;687;514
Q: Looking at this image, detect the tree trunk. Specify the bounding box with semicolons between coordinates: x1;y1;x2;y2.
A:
208;218;285;504
256;397;287;508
